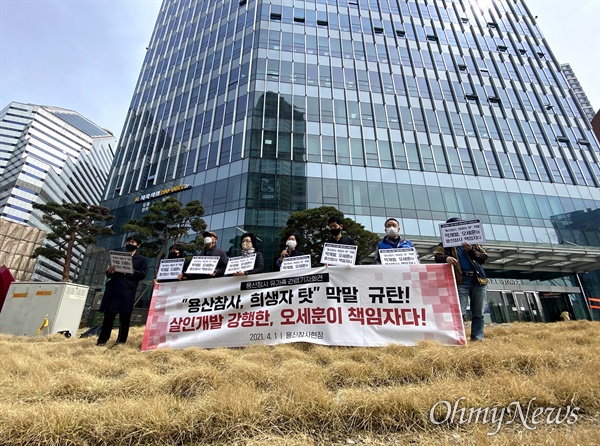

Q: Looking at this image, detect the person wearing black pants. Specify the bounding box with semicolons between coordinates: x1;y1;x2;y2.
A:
97;235;148;346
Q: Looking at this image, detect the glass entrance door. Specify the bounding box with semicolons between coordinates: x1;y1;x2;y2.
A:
525;291;544;322
501;291;519;322
499;291;540;322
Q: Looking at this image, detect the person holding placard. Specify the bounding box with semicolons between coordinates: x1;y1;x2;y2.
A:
435;217;488;342
186;231;228;279
373;218;414;265
326;216;356;246
97;235;148;346
324;216;359;265
232;233;264;276
275;233;304;270
155;244;188;283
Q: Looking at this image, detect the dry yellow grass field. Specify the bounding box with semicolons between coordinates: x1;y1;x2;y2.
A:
0;321;598;445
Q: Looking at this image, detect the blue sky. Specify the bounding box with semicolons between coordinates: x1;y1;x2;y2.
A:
0;0;161;137
0;0;598;140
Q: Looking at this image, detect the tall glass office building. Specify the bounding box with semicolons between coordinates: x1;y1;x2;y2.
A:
99;0;600;321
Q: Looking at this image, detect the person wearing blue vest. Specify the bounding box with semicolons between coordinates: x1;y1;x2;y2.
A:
434;217;488;342
373;218;414;265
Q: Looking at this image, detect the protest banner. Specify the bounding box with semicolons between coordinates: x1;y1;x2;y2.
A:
186;256;220;275
379;247;420;265
320;243;358;265
142;264;466;350
280;255;312;272
156;258;185;281
440;219;486;247
224;254;257;275
109;251;133;274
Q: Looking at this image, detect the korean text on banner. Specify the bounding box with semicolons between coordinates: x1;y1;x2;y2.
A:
379;248;420;265
157;258;185;281
109;251;134;274
224;254;257;275
321;243;358;266
439;219;486;247
142;264;465;350
280;255;312;272
186;256;220;275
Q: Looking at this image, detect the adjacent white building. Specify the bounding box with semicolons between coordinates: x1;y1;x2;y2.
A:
0;102;116;281
560;63;597;122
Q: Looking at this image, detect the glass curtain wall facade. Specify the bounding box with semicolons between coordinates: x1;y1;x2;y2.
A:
100;0;600;310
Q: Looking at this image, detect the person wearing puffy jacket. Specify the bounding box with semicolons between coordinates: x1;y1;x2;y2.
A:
373;218;413;265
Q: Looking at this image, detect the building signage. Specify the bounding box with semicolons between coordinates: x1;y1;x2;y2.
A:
487;278;523;285
134;184;191;203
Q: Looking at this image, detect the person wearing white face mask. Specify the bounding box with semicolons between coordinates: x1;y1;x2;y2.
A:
275;233;304;270
373;218;414;265
97;235;148;346
186;231;228;279
233;232;264;276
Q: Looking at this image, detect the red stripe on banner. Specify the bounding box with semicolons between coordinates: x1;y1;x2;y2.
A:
141;282;161;351
590;305;600;310
445;263;466;345
588;297;600;302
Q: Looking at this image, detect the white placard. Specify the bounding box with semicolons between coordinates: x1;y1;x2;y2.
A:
185;256;220;275
320;243;358;266
379;248;420;265
109;251;133;274
156;258;185;281
280;255;312;272
439;219;486;247
224;254;257;275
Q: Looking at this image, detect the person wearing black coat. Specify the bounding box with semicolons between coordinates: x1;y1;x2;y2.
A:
97;235;148;346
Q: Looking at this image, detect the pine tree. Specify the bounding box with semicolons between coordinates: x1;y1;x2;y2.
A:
121;197;206;276
279;206;380;266
32;202;114;282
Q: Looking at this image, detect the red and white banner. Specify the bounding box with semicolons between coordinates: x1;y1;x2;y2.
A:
141;264;466;350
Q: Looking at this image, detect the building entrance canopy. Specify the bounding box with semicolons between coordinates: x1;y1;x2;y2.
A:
415;238;600;275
